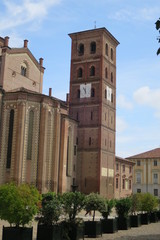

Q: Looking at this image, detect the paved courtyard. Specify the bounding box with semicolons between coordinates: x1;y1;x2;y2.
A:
0;220;160;240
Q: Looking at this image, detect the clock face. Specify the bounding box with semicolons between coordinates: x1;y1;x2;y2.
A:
106;86;112;101
86;83;91;97
80;84;86;98
80;83;91;98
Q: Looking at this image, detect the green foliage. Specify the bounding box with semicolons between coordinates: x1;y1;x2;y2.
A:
0;183;40;227
101;199;115;220
130;193;142;215
115;197;132;218
62;191;85;222
84;193;107;221
139;193;158;213
38;192;62;226
155;18;160;55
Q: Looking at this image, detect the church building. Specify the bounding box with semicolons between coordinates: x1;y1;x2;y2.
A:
0;27;119;198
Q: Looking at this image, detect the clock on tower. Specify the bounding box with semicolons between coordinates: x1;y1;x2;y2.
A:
80;83;91;98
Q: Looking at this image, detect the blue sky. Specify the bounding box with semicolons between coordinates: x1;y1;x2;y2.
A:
0;0;160;158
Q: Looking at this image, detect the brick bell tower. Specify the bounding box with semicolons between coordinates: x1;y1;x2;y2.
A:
69;28;119;198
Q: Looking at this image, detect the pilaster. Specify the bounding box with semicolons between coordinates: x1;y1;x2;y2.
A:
37;102;48;192
14;100;26;184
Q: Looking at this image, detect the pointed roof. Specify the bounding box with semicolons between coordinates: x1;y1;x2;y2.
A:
4;47;45;73
126;148;160;159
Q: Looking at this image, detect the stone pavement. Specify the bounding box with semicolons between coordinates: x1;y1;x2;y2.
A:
0;220;160;240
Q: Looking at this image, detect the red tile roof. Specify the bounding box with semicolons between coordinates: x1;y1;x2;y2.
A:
126;148;160;159
116;156;135;165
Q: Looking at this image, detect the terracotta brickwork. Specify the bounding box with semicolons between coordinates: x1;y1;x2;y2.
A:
69;28;119;198
0;28;121;196
0;37;44;93
114;156;135;199
0;88;78;193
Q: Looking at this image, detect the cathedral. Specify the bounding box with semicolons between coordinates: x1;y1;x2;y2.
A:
0;28;119;198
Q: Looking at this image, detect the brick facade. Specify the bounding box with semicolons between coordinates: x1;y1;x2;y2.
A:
0;28;124;197
115;156;135;199
69;28;119;198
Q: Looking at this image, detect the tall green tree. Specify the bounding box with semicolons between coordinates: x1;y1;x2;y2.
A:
0;183;41;227
155;18;160;55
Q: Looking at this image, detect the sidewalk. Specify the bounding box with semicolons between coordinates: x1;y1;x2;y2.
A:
0;220;160;240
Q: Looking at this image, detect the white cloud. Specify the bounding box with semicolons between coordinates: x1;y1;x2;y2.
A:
117;94;133;110
8;33;24;48
110;7;159;22
0;0;61;31
133;86;160;118
116;116;128;133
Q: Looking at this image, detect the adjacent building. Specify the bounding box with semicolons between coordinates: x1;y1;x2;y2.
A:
114;156;135;199
127;148;160;197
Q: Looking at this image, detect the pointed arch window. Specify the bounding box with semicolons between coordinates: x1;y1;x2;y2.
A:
90;41;96;54
6;109;14;168
27;110;34;160
77;67;83;78
90;66;95;76
21;62;28;77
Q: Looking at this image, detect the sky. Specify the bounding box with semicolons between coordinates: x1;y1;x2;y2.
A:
0;0;160;158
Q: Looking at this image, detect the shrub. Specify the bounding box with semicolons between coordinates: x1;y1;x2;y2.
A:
101;199;115;220
115;197;132;218
62;191;85;222
130;193;142;215
0;183;40;227
37;192;62;226
139;193;159;213
84;193;107;221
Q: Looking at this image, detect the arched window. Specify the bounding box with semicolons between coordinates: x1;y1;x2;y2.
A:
91;88;95;97
6;109;14;168
77;89;80;98
76;112;79;120
105;43;108;56
27;110;34;160
111;48;113;61
21;62;27;77
90;41;96;54
105;89;107;99
111;72;113;82
105;68;108;78
78;43;84;56
111;93;113;103
90;66;95;76
91;111;93;120
77;67;83;78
